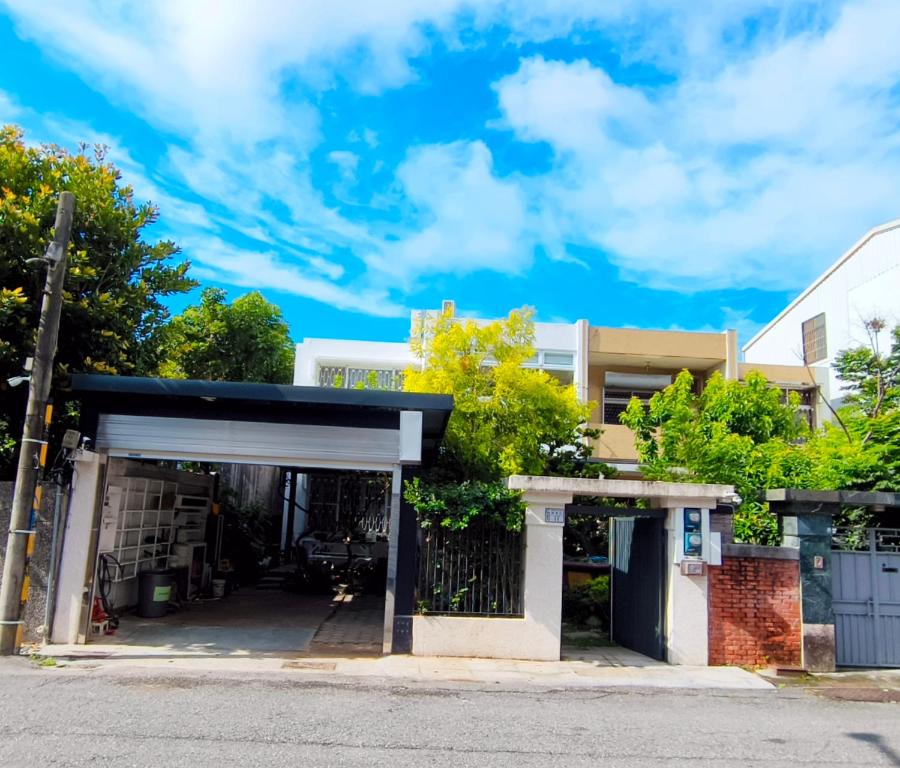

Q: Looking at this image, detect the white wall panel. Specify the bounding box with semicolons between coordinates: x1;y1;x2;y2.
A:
744;223;900;404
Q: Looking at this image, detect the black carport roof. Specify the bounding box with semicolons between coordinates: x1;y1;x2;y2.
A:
68;374;453;465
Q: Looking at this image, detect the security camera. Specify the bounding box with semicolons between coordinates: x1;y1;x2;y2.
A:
6;375;31;387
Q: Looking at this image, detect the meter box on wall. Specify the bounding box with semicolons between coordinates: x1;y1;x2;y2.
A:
683;508;703;557
673;505;720;568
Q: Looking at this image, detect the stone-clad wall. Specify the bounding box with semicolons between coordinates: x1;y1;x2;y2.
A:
708;545;802;668
0;481;67;645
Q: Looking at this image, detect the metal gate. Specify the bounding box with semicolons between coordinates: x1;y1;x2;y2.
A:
611;517;667;661
832;528;900;667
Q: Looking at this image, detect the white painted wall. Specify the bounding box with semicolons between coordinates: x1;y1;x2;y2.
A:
294;338;414;387
744;221;900;406
533;320;578;352
52;450;105;644
294;311;581;391
659;499;714;666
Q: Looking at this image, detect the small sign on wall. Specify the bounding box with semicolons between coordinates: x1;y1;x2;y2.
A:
544;508;565;524
680;560;706;576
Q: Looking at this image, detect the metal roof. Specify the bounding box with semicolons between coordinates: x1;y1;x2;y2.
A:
68;374;453;463
69;374;452;410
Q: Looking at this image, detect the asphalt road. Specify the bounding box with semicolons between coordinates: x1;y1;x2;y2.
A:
1;659;898;767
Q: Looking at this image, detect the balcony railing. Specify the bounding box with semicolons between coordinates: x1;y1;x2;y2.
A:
318;365;405;391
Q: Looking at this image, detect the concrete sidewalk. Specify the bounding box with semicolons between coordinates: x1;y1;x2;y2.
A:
33;645;772;690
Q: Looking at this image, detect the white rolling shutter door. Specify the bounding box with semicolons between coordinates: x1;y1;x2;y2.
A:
97;414;400;471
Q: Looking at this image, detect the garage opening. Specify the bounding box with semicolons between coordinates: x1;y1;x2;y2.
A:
561;501;666;666
51;375;452;657
89;459;393;657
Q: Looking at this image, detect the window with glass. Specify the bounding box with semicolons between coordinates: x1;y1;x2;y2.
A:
782;387;816;429
602;372;672;424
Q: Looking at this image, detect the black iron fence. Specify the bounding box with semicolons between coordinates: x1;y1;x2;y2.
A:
416;520;523;616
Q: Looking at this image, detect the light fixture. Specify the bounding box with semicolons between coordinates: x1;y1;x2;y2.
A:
6;375;31;388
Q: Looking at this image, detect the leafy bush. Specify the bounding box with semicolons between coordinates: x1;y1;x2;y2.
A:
562;575;610;630
732;501;779;547
404;476;524;532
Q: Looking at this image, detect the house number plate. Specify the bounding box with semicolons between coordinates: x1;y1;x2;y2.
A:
544;508;565;524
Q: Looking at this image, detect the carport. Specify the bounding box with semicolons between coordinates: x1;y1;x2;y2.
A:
50;375;451;655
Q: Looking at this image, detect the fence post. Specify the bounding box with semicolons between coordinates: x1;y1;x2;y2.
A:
772;495;836;672
391;465;419;654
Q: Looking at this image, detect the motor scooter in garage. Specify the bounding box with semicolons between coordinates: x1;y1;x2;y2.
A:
293;530;384;594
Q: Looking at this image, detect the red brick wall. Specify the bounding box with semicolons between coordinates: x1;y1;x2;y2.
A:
708;555;802;668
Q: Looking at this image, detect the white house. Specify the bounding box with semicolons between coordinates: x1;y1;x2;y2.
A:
294;301;589;400
743;219;900;414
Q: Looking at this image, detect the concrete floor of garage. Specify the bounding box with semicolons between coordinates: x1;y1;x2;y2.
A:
65;587;386;658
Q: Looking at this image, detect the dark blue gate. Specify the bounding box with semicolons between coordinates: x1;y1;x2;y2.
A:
611;516;667;661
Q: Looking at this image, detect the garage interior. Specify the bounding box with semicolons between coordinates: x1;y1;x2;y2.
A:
55;375;452;658
91;459;391;657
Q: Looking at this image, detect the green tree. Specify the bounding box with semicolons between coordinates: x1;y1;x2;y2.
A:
0;125;196;476
621;370;811;544
403;307;595;481
806;322;899;494
159;287;294;383
831;320;899;420
402;307;606;533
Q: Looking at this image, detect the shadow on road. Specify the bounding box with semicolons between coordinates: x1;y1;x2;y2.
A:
849;732;900;766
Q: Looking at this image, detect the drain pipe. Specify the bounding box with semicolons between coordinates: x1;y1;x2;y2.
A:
42;481;65;643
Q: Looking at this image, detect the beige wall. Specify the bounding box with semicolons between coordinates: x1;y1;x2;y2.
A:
590;327;727;360
738;362;816;387
589;423;639;462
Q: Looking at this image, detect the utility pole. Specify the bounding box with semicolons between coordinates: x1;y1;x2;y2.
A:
0;192;75;654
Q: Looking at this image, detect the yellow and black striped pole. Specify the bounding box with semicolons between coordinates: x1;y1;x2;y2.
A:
10;404;53;650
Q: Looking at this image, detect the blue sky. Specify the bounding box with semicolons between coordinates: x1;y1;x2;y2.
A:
1;1;899;348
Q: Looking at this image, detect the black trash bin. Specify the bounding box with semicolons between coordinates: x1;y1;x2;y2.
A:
138;568;174;618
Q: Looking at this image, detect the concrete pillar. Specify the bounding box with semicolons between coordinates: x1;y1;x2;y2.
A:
51;450;105;644
389;465;419;654
521;491;571;660
574;319;590;405
382;465;402;653
658;498;716;665
723;329;739;381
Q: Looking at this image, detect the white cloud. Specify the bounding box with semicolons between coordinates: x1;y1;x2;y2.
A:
184;235;404;318
0;0;471;148
0;89;20;122
367;141;530;283
491;0;900;292
3;0;899;314
493;56;651;152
